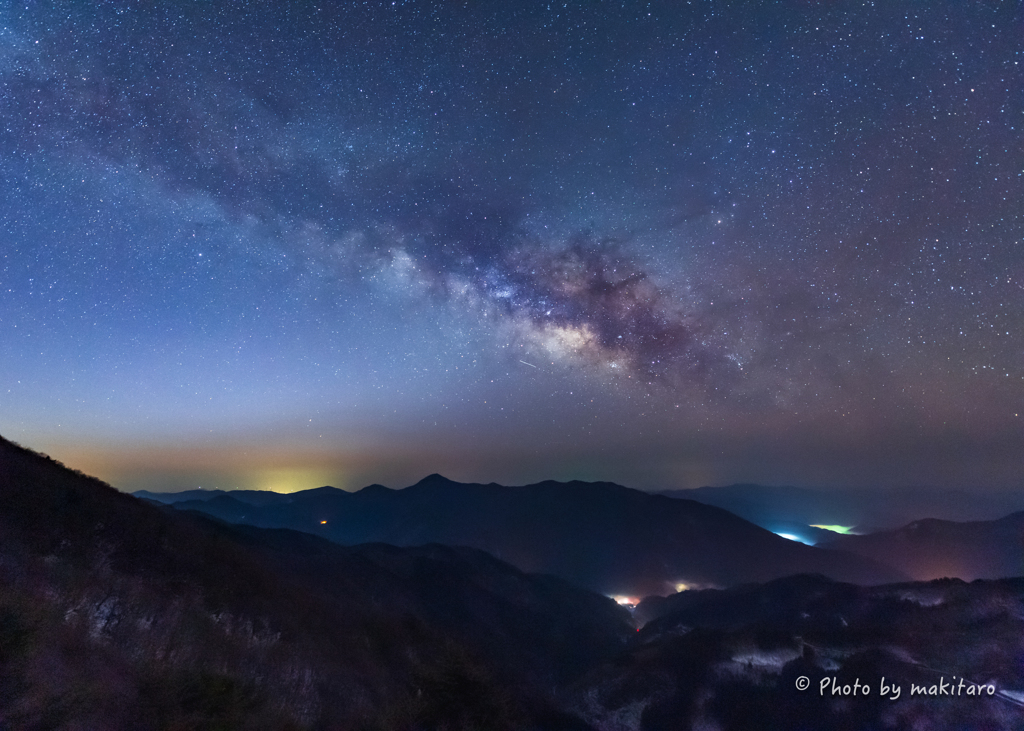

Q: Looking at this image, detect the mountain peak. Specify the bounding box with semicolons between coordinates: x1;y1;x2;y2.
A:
356;483;393;494
413;473;458;487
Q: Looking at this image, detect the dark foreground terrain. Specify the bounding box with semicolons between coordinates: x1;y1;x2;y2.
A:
0;436;627;729
3;435;1023;730
582;574;1024;730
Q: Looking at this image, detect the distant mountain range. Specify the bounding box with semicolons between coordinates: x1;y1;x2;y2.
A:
818;512;1024;581
141;475;906;596
135;487;296;506
659;483;1024;535
4;435;1024;729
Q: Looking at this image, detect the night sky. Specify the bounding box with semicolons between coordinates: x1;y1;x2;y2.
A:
1;1;1021;494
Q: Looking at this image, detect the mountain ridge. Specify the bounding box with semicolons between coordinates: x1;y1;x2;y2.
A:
0;435;630;729
660;482;1024;533
154;474;907;595
818;511;1024;581
5;436;1023;729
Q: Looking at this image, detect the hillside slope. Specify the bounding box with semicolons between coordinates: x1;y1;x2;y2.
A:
0;436;630;729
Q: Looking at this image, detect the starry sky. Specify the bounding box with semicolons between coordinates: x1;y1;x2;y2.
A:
1;0;1022;494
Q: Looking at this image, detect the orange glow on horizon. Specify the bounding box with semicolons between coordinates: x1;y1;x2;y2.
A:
38;440;358;494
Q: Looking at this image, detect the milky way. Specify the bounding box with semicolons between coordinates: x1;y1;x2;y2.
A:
1;1;1021;491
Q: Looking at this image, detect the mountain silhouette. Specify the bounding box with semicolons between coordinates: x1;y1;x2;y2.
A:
3;435;1022;729
0;435;629;729
818;511;1024;581
155;474;906;596
134;487;294;507
660;483;1024;533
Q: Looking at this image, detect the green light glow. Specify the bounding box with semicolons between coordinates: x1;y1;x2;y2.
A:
810;524;854;534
